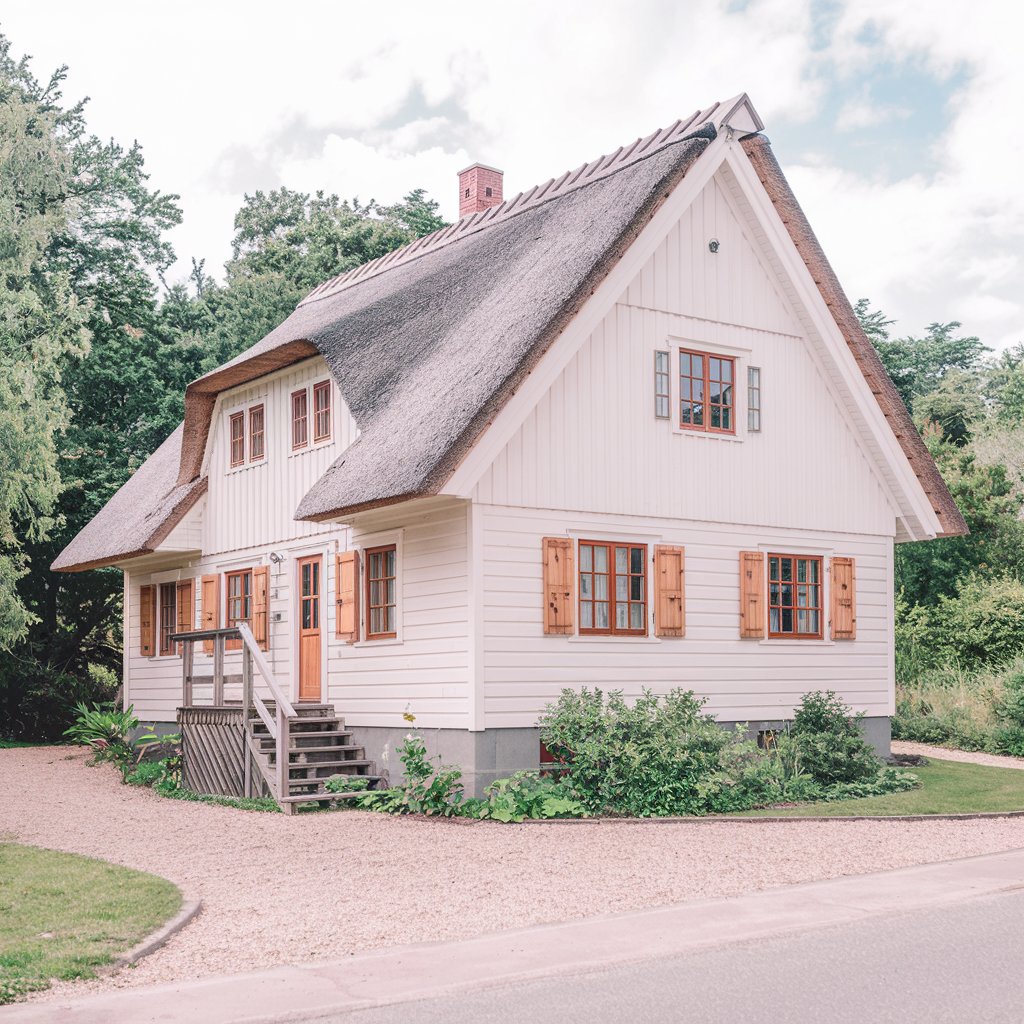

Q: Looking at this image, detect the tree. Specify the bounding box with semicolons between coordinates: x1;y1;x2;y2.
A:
0;38;90;648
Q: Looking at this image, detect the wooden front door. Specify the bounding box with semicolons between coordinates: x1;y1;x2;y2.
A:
297;556;322;701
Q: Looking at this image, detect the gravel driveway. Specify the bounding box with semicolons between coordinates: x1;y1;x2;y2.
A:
4;746;1024;1000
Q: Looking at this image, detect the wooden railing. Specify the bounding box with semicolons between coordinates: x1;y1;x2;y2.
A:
171;625;296;809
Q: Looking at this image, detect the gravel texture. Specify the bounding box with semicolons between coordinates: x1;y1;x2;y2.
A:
891;740;1024;771
4;746;1024;1001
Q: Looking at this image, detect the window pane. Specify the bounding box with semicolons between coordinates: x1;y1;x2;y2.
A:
370;580;381;606
769;558;779;580
721;406;731;431
581;603;593;629
616;575;628;601
595;574;608;600
680;378;691;400
580;545;592;572
770;608;780;632
809;560;820;583
797;560;807;583
580;574;591;599
691;354;704;377
630;603;644;630
302;603;311;629
781;559;793;582
615;603;628;629
781;584;793;607
595;603;609;629
709;357;721;380
630;576;643;601
721;359;732;383
594;546;608;572
710;406;721;429
615;547;628;573
782;608;793;633
631;547;643;574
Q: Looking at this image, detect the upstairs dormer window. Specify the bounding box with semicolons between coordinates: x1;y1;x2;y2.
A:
292;389;308;450
313;381;332;442
249;405;265;461
680;349;735;434
229;412;245;467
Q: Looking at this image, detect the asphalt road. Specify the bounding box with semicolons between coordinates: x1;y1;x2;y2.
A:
319;888;1024;1024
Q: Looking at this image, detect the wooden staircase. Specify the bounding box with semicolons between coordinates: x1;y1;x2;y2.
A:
248;702;384;810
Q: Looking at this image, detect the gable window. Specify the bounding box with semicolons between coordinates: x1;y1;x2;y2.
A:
579;541;647;636
365;545;397;640
226;569;252;650
654;351;670;419
679;349;735;433
768;554;822;639
291;390;308;450
249;404;265;461
158;583;177;656
748;367;762;432
229;412;245;467
313;381;332;442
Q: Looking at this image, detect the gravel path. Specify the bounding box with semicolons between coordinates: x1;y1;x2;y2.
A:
891;741;1024;771
4;746;1024;1001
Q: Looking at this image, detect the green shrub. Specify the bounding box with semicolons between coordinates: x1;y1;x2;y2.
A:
791;691;880;785
323;775;372;794
469;771;589;822
63;702;138;767
933;575;1024;668
538;688;744;817
356;734;467;817
994;669;1024;727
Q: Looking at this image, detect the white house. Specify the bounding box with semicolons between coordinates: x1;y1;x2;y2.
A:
54;94;965;805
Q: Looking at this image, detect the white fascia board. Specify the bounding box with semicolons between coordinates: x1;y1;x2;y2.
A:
440;131;732;499
719;144;942;541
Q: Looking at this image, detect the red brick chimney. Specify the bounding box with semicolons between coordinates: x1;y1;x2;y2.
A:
458;163;503;218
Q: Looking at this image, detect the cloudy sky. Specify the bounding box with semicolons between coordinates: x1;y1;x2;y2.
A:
6;0;1020;349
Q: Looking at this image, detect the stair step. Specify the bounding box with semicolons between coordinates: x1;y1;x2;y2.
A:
287;759;375;776
251;717;346;733
259;735;354;750
288;775;381;793
279;791;371;804
269;749;367;765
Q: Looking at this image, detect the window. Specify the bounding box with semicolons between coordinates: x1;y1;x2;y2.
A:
578;541;647;636
158;583;177;655
249;405;265;461
229;412;245;466
312;381;331;442
291;390;308;450
485;186;493;197
768;554;822;639
226;569;252;649
654;351;670;418
679;349;735;433
365;545;397;639
748;366;761;432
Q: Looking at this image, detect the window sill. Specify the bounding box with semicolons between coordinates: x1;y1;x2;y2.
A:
757;638;835;647
567;634;661;644
288;440;332;458
226;461;267;475
352;637;403;649
670;428;744;443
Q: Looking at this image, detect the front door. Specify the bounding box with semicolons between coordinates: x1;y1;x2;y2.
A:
297;555;322;701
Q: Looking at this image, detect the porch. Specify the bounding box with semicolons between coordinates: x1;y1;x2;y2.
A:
172;625;382;813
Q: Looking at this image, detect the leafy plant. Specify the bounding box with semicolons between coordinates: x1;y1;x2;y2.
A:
791;691;880;785
323;775;372;794
356;734;467;817
63;703;138;768
470;772;589;822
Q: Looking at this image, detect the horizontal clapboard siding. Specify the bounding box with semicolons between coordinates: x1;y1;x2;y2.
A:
478;503;894;727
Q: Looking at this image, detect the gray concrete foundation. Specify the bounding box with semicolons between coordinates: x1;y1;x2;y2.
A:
348;716;892;798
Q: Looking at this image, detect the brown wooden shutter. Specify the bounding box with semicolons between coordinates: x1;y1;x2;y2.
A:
200;574;221;653
542;537;575;635
739;551;765;639
830;557;857;640
335;550;360;643
175;578;195;655
139;585;157;657
654;545;685;637
252;566;270;651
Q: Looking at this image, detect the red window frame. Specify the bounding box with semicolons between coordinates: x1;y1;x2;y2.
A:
679;349;736;434
312;381;332;443
229;412;245;466
578;540;648;637
291;389;308;450
158;582;177;656
249;404;265;462
767;554;823;639
365;545;397;640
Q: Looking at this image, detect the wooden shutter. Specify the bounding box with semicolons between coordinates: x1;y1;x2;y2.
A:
175;578;195;655
739;551;765;639
253;566;270;651
542;537;575;635
654;545;685;637
200;574;220;654
335;550;360;643
830;557;857;640
139;585;157;657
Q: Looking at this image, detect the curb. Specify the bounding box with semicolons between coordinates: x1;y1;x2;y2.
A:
108;896;202;970
518;809;1024;825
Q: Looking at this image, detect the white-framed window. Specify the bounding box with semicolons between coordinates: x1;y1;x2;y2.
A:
748;366;762;432
654;351;670;419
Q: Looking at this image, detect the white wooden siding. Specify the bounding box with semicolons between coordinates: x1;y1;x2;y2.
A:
478;503;894;727
472;172;898;536
204;357;358;556
123;500;470;728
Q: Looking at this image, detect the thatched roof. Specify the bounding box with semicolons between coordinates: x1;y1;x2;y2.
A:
51;426;207;572
52;93;966;573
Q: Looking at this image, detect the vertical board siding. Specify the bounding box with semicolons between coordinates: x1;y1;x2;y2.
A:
479;504;893;727
205;357;358;556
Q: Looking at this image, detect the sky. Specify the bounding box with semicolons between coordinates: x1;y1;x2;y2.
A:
5;0;1021;349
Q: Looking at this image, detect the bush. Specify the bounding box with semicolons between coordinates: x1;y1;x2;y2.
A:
63;702;138;766
539;688;745;817
791;691;880;785
356;734;467;816
933;575;1024;668
0;662;119;743
469;771;589;822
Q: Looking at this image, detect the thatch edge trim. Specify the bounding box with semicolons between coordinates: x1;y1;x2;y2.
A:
740;134;967;538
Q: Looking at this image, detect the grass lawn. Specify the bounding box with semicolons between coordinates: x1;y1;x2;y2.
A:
0;844;181;1004
736;757;1024;817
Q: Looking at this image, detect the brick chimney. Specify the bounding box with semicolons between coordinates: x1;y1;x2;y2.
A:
458;163;503;218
